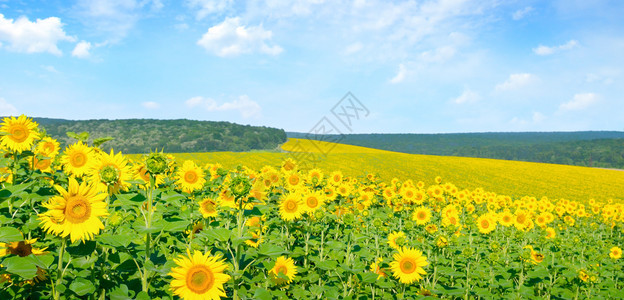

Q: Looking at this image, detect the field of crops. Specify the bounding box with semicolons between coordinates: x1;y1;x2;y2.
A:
2;115;624;299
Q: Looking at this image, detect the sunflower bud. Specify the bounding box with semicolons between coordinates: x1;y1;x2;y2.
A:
99;165;120;184
145;152;168;175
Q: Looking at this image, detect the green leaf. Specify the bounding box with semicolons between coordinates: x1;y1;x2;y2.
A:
202;228;231;243
1;255;38;279
94;137;114;147
358;272;380;284
257;244;285;258
315;260;338;271
109;284;133;300
0;227;23;242
69;278;96;296
98;233;137;248
253;288;273;300
136;291;150;300
163;220;189;232
66;240;97;256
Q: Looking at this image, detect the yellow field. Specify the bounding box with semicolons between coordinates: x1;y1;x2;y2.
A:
146;138;624;203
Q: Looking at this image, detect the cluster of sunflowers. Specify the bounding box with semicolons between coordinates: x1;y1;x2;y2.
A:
1;115;624;299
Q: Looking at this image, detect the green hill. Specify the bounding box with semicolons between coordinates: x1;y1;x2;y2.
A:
31;117;287;154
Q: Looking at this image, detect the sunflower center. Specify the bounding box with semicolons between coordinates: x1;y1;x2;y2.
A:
276;265;288;275
306;196;318;208
400;259;416;274
186;266;214;294
417;212;427;220
70;152;87;167
99;165;120;184
285;200;298;213
481;219;490;228
184;171;198;184
65;196;91;223
9;125;28;143
43;142;55;153
10;241;33;257
516;214;526;224
35;158;52;170
289;176;299;185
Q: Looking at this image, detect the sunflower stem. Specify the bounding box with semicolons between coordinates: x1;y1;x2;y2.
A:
54;237;67;300
141;174;156;294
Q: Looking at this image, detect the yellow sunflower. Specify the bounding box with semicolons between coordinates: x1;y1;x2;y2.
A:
31;156;53;173
88;149;133;194
133;162;165;187
390;246;428;284
545;227;556;239
411;206;431;225
302;190;325;213
270;256;297;285
176;160;206;193
476;214;496;234
0;238;47;257
610;246;622;259
0;115;40;153
169;250;230;300
38;177;108;242
36;137;60;158
279;194;304;221
199;198;219;218
0;167;13;184
498;211;514;227
61;142;95;177
369;258;387;279
329;171;343;185
387;231;406;250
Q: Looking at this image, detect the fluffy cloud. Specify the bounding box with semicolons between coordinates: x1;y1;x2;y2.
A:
185;95;261;118
197;17;282;57
453;89;480;104
512;6;534;20
0;14;75;55
142;101;160;109
559;93;599;111
186;0;232;20
495;73;536;91
533;40;578;55
389;63;407;84
0;98;18;115
72;41;92;58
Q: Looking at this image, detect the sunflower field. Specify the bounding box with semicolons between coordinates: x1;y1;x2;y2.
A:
1;115;624;299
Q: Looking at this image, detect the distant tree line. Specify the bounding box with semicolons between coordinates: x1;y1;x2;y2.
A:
288;132;624;169
33;118;287;154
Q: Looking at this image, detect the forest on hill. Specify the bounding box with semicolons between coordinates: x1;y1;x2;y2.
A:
32;118;287;154
287;131;624;169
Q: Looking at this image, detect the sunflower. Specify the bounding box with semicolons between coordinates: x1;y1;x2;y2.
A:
0;239;47;257
169;250;230;300
476;214;496;234
133;162;165;187
61;142;95;177
498;211;514;227
387;231;406;250
281;158;296;172
302;191;325;213
38;177;108;242
285;172;301;189
279;194;304;221
199;198;219;218
88;149;133;194
390;246;428;284
176;160;206;193
31;156;53;173
545;227;556;239
307;168;323;184
578;269;589;282
186;221;205;238
369;258;387;279
425;224;438;234
329;171;343;185
36;137;60;158
270;256;297;285
0;167;13;184
610;246;622;259
411;206;431;225
245;231;263;248
0;115;40;153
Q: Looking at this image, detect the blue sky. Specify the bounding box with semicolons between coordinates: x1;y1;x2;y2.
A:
0;0;623;133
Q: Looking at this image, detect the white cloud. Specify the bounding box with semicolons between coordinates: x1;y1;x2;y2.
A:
532;111;546;122
420;46;456;63
0;14;75;55
495;73;536;91
343;42;363;55
185;95;261;118
74;0;162;41
0;97;18;115
186;0;232;20
41;65;59;73
453;89;480;104
533;40;578;55
512;6;533;20
197;17;283;57
72;41;92;58
142;101;160;109
559;93;599;111
389;63;407;84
